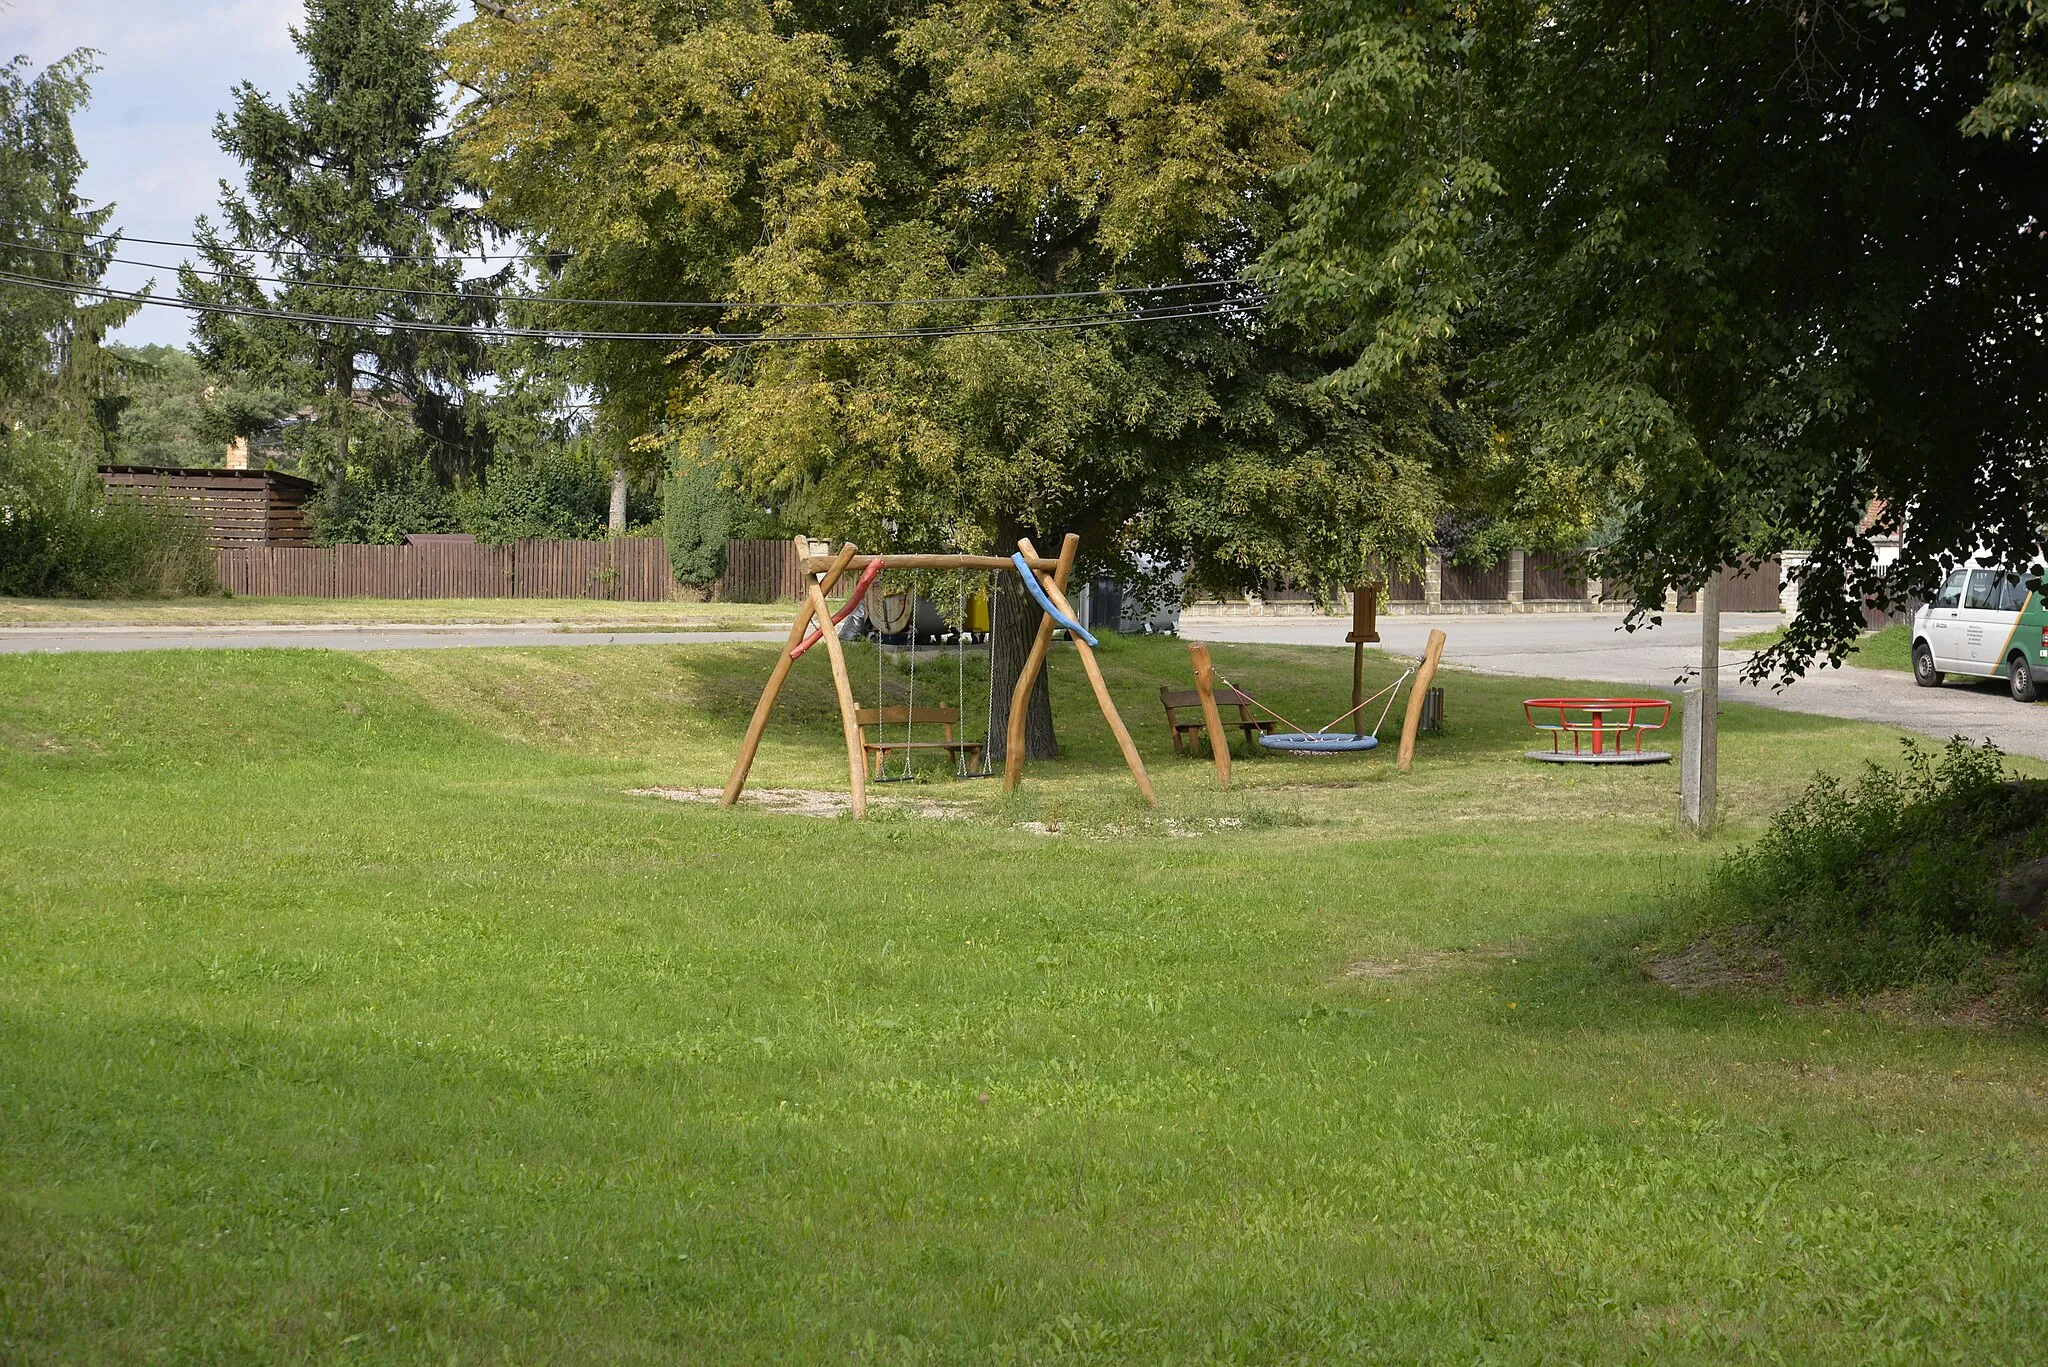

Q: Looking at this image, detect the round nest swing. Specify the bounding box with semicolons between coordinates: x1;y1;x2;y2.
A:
1259;731;1381;754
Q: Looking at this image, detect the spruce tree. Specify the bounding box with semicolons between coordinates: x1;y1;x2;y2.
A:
0;51;139;452
182;0;499;507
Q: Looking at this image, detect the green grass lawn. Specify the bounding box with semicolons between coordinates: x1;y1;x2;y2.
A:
1731;623;1912;672
3;636;2045;1362
0;595;795;628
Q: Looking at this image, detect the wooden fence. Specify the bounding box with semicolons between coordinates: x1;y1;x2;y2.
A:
1524;549;1588;602
718;538;806;603
1678;560;1783;614
216;537;676;600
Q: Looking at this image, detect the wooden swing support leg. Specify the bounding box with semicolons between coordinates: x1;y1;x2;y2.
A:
806;576;870;818
1001;534;1080;793
721;540;859;808
1188;641;1231;790
1016;536;1156;807
1396;628;1448;774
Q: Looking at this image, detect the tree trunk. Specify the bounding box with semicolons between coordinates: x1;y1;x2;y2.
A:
985;568;1058;762
609;462;629;533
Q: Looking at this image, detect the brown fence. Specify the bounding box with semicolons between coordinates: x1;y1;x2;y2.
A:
1678;560;1782;613
1442;557;1509;602
1525;550;1588;602
719;538;806;602
216;537;676;600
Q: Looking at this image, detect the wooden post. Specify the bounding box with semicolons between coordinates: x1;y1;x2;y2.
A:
1396;628;1447;773
806;576;869;819
722;541;858;805
1189;641;1231;789
1680;577;1720;833
1347;584;1379;738
1015;537;1156;805
1002;533;1080;792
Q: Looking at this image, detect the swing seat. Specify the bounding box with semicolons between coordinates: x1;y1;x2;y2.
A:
856;707;984;778
1258;731;1380;754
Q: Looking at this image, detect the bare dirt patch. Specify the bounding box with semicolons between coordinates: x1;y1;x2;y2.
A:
1646;925;1788;995
1341;945;1517;981
630;786;972;821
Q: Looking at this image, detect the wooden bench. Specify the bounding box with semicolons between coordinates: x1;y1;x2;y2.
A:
856;706;984;778
1159;686;1277;756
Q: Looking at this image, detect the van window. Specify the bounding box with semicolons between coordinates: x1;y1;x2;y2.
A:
1964;569;2002;610
1934;568;1967;610
1998;573;2033;612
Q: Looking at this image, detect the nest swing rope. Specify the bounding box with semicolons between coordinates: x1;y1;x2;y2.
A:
1209;652;1423;754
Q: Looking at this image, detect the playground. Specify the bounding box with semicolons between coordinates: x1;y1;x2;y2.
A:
3;629;2046;1362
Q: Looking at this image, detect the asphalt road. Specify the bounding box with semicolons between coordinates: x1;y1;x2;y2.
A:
1183;610;2048;761
0;624;790;653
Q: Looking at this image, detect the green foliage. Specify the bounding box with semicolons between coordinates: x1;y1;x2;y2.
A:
311;457;459;545
661;455;742;587
184;0;499;489
1721;741;2048;997
0;51;140;452
101;344;290;467
454;444;614;543
0;432;214;597
1265;1;2048;681
446;0;1451;596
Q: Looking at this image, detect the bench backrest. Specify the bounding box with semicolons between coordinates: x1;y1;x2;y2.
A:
1159;686;1256;713
856;706;960;729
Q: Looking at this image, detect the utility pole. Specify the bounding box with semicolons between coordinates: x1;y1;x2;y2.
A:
1679;575;1720;833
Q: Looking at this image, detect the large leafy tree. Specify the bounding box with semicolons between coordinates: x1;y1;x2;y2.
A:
0;50;138;453
1266;1;2048;682
448;0;1459;757
182;0;500;507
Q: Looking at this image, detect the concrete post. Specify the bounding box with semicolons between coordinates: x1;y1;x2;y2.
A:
1778;550;1809;618
1506;548;1525;611
1586;576;1602;606
1424;548;1443;612
1679;578;1720;833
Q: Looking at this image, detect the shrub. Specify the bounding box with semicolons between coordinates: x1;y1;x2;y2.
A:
662;460;738;587
456;446;611;543
1719;739;2048;996
311;460;460;545
0;432;215;598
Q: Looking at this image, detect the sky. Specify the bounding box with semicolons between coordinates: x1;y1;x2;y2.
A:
1;0;312;348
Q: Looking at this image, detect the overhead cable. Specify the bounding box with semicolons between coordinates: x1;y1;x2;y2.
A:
0;269;1261;343
5;233;1254;309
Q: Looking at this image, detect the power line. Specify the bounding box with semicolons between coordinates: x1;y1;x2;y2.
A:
0;268;1261;344
14;223;534;264
8;231;1256;309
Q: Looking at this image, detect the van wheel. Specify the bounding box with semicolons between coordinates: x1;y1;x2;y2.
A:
2011;653;2039;703
1912;641;1941;687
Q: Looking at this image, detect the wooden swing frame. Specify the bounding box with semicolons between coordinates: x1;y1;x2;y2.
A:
720;533;1155;818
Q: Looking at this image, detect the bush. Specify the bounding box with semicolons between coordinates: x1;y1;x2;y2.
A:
662;460;738;587
311;460;460;545
0;433;215;598
1720;739;2048;996
456;445;612;543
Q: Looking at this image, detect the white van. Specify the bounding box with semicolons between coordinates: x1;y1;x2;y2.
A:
1911;563;2045;701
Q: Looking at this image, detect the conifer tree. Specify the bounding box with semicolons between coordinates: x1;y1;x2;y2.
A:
182;0;499;506
0;50;139;452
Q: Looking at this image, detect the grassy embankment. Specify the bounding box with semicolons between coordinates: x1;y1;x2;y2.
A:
3;635;2045;1362
1732;623;1911;672
0;596;793;628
